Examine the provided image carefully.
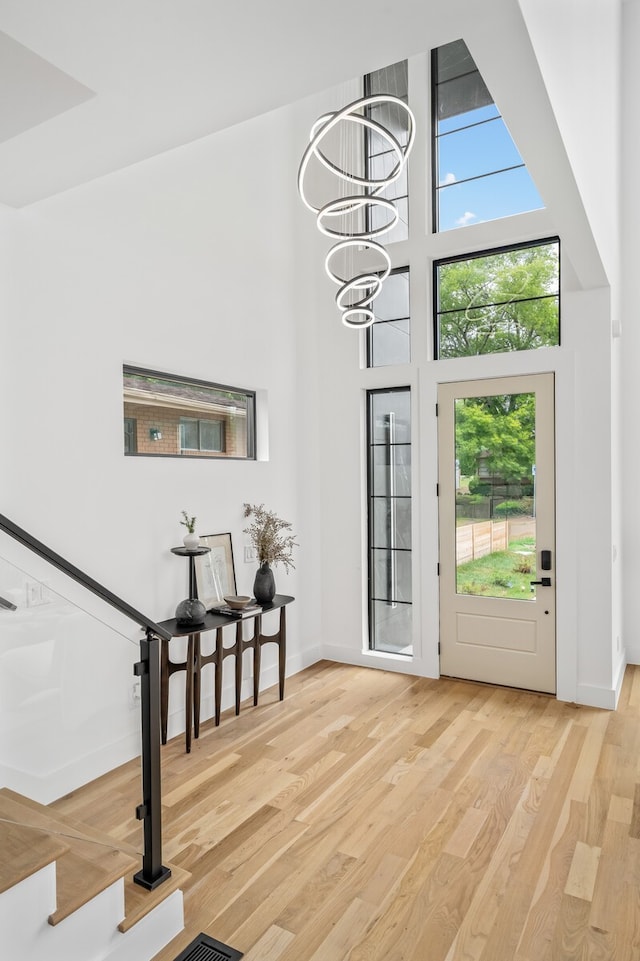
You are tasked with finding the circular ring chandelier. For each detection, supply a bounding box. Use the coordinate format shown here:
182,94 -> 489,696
298,94 -> 415,329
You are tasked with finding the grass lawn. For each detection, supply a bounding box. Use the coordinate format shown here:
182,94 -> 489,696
456,536 -> 537,599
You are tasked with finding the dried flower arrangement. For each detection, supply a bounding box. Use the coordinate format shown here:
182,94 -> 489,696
243,503 -> 298,571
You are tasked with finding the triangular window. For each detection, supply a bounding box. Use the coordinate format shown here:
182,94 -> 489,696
433,39 -> 544,231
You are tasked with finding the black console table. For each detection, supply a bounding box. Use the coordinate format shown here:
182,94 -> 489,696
158,594 -> 294,753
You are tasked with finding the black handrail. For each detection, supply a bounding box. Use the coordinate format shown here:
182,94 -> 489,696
0,513 -> 171,641
0,512 -> 171,890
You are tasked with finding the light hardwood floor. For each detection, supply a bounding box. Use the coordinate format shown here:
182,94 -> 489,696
52,660 -> 640,961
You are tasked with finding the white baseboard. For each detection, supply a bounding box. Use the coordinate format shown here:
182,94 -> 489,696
625,643 -> 640,666
574,682 -> 618,710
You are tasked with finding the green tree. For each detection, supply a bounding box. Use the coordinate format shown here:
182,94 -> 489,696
456,393 -> 535,483
437,242 -> 559,358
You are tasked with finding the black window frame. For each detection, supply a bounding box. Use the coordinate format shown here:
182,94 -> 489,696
366,386 -> 412,656
431,39 -> 542,234
432,237 -> 561,360
123,365 -> 256,461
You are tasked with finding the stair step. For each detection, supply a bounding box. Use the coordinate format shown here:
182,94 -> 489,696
0,787 -> 189,934
0,819 -> 69,894
0,787 -> 137,924
120,865 -> 191,933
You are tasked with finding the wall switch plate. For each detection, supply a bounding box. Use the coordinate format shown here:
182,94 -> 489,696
244,546 -> 256,563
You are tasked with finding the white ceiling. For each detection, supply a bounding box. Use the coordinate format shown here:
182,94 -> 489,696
0,0 -> 478,208
0,0 -> 459,207
0,0 -> 612,291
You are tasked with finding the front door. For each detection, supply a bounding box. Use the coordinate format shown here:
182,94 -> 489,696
438,373 -> 556,693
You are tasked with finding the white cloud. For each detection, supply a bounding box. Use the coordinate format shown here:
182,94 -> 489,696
455,210 -> 477,227
440,172 -> 456,186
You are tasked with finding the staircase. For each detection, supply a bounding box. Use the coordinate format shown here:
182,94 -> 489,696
0,787 -> 187,961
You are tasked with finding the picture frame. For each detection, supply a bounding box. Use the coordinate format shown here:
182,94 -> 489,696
194,533 -> 237,610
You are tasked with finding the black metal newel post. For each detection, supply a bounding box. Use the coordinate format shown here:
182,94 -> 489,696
133,629 -> 171,889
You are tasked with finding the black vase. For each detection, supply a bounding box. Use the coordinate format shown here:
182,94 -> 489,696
175,597 -> 206,626
253,562 -> 275,604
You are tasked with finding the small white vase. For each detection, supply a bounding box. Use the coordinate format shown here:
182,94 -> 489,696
183,532 -> 200,549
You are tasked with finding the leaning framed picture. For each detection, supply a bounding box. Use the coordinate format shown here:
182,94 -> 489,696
194,533 -> 237,610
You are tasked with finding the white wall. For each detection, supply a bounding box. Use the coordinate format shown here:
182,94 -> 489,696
296,46 -> 619,707
621,0 -> 640,664
518,0 -> 622,291
1,4 -> 628,802
2,104 -> 323,798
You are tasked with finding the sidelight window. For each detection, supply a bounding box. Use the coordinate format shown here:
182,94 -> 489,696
367,388 -> 412,655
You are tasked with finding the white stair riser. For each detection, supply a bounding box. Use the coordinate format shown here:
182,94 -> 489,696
0,860 -> 184,961
0,863 -> 57,957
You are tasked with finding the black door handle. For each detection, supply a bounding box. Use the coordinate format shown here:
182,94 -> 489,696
530,577 -> 552,587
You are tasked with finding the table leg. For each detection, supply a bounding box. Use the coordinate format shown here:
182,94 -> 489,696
193,632 -> 201,740
235,621 -> 243,715
279,607 -> 286,701
253,614 -> 262,706
185,633 -> 194,753
214,627 -> 223,726
160,639 -> 169,745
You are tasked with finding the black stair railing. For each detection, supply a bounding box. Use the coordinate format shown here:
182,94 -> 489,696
0,512 -> 172,891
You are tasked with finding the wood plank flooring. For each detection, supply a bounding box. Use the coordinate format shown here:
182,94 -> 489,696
52,661 -> 640,961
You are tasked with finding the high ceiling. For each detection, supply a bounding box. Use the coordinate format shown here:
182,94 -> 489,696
0,0 -> 613,290
0,0 -> 477,208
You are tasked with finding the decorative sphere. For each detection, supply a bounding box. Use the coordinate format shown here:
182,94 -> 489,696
175,597 -> 206,626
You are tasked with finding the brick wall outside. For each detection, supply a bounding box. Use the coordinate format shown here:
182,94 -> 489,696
123,402 -> 247,457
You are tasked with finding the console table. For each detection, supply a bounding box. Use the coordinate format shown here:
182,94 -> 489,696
158,594 -> 294,753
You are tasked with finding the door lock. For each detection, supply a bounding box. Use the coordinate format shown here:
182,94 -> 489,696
530,577 -> 552,587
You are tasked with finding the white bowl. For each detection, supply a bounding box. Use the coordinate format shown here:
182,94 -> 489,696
224,595 -> 252,609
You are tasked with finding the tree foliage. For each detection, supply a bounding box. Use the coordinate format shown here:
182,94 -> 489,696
456,393 -> 535,483
437,242 -> 559,358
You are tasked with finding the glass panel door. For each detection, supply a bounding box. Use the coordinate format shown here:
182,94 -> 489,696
454,391 -> 537,599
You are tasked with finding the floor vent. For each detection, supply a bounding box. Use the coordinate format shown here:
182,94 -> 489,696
172,933 -> 243,961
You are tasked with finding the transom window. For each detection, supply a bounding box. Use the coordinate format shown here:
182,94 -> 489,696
434,238 -> 560,359
432,38 -> 544,232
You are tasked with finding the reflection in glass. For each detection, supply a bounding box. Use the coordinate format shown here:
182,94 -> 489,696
123,366 -> 255,459
367,388 -> 412,655
0,553 -> 139,798
368,267 -> 410,368
365,60 -> 409,244
454,392 -> 537,599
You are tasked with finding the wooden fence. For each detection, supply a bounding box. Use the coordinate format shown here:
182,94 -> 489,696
456,518 -> 536,566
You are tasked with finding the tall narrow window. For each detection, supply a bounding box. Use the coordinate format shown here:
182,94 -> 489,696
432,39 -> 543,232
434,238 -> 560,358
367,388 -> 412,655
367,267 -> 410,367
365,60 -> 409,244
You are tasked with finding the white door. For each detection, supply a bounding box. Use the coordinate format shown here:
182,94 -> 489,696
438,373 -> 556,693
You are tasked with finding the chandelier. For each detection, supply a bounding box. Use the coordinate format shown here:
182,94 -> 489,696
298,94 -> 415,329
